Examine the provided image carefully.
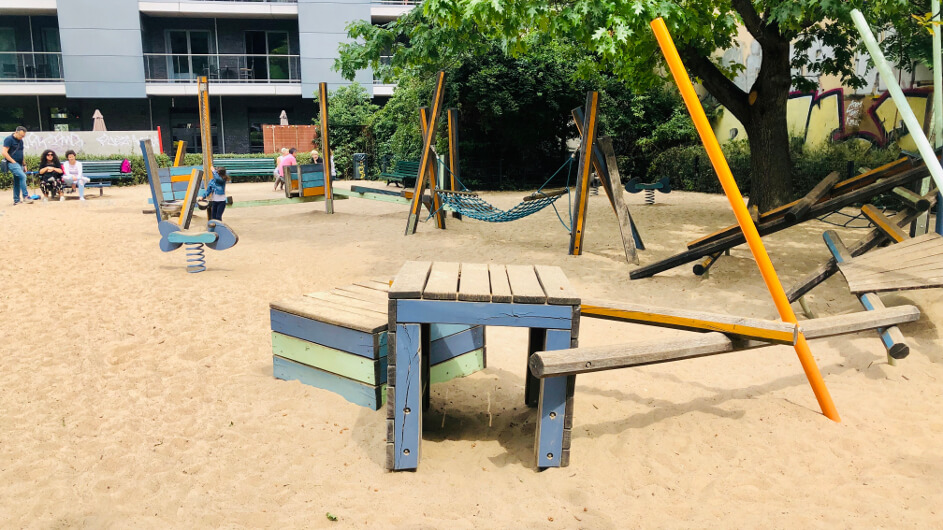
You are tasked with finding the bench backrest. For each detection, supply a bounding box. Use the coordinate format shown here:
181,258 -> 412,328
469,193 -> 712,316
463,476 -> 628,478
80,160 -> 127,175
214,158 -> 275,173
394,161 -> 421,175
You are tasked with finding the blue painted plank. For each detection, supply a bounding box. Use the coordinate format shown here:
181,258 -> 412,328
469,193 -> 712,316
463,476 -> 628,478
171,181 -> 190,192
160,182 -> 173,194
301,173 -> 324,184
270,309 -> 379,359
429,323 -> 473,341
536,329 -> 571,468
395,300 -> 571,328
273,356 -> 383,410
393,323 -> 421,470
429,325 -> 484,365
170,165 -> 201,176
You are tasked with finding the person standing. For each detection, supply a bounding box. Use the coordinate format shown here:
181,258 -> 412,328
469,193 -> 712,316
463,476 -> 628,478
3,126 -> 32,205
274,147 -> 288,191
62,150 -> 89,201
204,167 -> 230,221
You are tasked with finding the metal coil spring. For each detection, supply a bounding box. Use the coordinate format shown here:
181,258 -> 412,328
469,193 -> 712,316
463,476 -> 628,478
186,242 -> 206,274
645,189 -> 655,205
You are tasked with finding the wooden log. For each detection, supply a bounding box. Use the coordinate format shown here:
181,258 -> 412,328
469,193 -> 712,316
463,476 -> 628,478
530,332 -> 733,378
891,186 -> 932,211
785,171 -> 842,223
405,71 -> 446,235
693,252 -> 723,276
631,164 -> 930,279
523,188 -> 568,201
686,157 -> 913,250
860,204 -> 910,243
581,298 -> 797,344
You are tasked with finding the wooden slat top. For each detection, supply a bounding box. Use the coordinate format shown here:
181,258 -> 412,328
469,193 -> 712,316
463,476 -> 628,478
388,261 -> 580,305
270,295 -> 387,333
839,233 -> 943,293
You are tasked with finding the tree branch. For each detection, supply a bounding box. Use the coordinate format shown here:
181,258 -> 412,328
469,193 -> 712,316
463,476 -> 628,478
731,0 -> 765,41
679,46 -> 750,123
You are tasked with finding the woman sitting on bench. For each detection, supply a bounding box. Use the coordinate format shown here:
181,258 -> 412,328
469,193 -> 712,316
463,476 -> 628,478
37,149 -> 64,201
61,150 -> 90,201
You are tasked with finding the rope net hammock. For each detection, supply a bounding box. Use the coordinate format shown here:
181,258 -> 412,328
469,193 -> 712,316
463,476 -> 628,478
436,189 -> 565,223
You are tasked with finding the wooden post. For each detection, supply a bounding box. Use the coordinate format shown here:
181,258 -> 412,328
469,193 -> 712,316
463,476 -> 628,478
197,76 -> 213,190
419,107 -> 446,230
173,140 -> 187,167
447,108 -> 462,220
569,92 -> 599,255
405,71 -> 446,235
318,82 -> 334,214
141,139 -> 166,224
652,18 -> 840,421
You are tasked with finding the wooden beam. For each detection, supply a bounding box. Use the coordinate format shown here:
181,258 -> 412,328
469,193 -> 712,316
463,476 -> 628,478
860,204 -> 910,243
824,230 -> 910,360
686,157 -> 913,250
198,76 -> 213,190
891,186 -> 932,211
318,82 -> 335,214
447,108 -> 462,220
631,164 -> 931,279
785,171 -> 841,223
569,91 -> 599,256
419,107 -> 445,230
405,71 -> 446,235
598,137 -> 641,264
173,140 -> 186,167
693,252 -> 723,276
581,298 -> 797,344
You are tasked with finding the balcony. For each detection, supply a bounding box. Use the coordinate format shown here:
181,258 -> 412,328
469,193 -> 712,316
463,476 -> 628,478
371,0 -> 420,22
0,52 -> 65,95
144,53 -> 301,95
139,0 -> 298,19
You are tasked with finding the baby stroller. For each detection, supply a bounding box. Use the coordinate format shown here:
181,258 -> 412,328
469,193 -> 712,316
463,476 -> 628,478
38,173 -> 63,199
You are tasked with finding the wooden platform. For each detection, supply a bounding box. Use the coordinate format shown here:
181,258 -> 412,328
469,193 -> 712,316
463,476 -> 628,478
838,233 -> 943,294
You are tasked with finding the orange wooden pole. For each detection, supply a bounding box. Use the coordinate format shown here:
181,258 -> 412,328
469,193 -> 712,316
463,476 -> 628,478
650,18 -> 839,422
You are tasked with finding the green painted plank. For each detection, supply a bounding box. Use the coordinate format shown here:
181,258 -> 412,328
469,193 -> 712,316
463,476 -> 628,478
429,348 -> 485,384
272,332 -> 385,385
230,195 -> 347,208
333,188 -> 411,205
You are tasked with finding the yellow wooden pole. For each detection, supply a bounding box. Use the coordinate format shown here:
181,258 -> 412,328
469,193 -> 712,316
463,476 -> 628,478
650,18 -> 839,422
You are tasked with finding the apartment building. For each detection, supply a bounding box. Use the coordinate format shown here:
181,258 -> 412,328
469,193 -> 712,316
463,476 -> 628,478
0,0 -> 409,153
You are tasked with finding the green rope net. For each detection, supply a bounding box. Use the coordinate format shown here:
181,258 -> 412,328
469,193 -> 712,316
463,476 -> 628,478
436,191 -> 566,223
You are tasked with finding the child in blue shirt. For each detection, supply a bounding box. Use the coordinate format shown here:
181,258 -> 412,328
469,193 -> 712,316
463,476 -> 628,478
204,167 -> 229,221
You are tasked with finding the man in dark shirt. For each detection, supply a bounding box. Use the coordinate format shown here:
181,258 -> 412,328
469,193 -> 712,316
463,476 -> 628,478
3,126 -> 32,204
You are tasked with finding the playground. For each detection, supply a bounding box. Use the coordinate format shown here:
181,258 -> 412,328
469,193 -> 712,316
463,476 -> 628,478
0,179 -> 940,526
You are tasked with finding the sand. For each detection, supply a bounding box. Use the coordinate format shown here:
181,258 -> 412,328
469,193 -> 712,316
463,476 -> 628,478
0,181 -> 940,528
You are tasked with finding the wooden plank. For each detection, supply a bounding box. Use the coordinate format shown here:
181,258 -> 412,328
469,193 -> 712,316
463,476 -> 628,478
525,328 -> 545,408
318,82 -> 334,214
429,323 -> 474,341
797,305 -> 920,339
530,332 -> 733,378
270,297 -> 387,334
273,356 -> 383,410
305,291 -> 386,314
332,187 -> 411,206
429,349 -> 485,383
457,262 -> 491,302
597,136 -> 641,264
333,285 -> 389,304
631,164 -> 930,279
271,332 -> 386,385
141,139 -> 165,223
422,262 -> 460,300
488,264 -> 513,303
176,169 -> 203,230
229,196 -> 331,208
847,274 -> 943,294
389,261 -> 431,299
405,72 -> 445,235
301,186 -> 325,198
270,308 -> 380,358
569,91 -> 599,256
395,299 -> 571,328
534,265 -> 580,305
429,325 -> 484,365
535,330 -> 572,468
860,204 -> 910,243
581,298 -> 797,345
419,107 -> 446,230
785,171 -> 841,223
392,323 -> 422,470
847,232 -> 939,259
506,265 -> 547,304
841,248 -> 943,278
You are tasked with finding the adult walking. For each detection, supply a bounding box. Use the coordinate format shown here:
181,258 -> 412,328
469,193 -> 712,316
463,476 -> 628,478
3,126 -> 32,205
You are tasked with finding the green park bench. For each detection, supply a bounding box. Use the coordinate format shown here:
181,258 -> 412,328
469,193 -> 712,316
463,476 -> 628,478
78,160 -> 134,196
213,158 -> 276,178
380,160 -> 420,188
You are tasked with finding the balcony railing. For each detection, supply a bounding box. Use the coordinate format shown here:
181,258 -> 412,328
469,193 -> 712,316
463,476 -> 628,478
0,52 -> 63,82
372,0 -> 422,4
201,1 -> 297,2
144,53 -> 300,83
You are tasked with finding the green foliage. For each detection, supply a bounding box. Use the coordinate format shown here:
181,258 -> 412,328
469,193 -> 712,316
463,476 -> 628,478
314,83 -> 379,179
649,138 -> 902,197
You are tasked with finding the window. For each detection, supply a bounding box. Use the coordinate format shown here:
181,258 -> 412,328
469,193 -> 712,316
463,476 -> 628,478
244,31 -> 289,80
49,107 -> 81,131
0,28 -> 16,79
166,30 -> 214,80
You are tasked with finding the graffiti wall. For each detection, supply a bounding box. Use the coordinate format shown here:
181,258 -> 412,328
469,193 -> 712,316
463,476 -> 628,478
20,131 -> 159,157
713,88 -> 933,150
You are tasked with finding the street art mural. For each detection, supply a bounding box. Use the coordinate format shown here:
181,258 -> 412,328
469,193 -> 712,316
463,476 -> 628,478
713,88 -> 933,150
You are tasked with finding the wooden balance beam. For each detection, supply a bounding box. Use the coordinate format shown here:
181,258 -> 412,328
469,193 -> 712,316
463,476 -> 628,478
630,163 -> 931,279
530,305 -> 919,377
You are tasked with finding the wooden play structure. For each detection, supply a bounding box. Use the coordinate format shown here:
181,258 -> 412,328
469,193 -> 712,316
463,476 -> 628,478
270,280 -> 486,410
398,72 -> 645,264
141,139 -> 204,228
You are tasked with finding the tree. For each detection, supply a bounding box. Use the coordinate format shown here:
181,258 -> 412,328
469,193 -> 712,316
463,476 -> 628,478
337,1 -> 921,210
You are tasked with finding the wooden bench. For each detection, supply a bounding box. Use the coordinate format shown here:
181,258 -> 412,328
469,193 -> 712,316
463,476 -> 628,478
528,301 -> 921,464
270,279 -> 486,410
213,158 -> 275,178
380,160 -> 420,188
76,160 -> 133,196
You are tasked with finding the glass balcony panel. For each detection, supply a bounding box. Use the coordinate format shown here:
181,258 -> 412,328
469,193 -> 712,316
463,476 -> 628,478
144,54 -> 300,83
0,52 -> 63,81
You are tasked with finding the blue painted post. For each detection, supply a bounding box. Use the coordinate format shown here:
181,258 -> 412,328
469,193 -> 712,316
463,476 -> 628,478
393,323 -> 422,470
535,329 -> 573,469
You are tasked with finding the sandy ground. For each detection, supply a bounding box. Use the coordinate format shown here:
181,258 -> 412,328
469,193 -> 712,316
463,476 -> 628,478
0,181 -> 941,528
